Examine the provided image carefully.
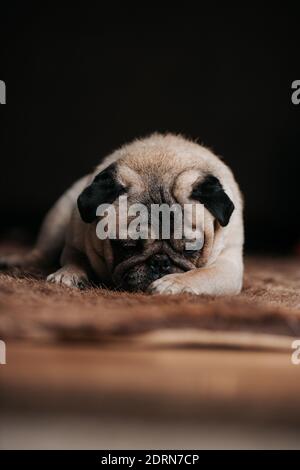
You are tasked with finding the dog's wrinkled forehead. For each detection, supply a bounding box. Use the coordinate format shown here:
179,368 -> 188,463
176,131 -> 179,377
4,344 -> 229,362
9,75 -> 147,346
173,169 -> 204,203
117,161 -> 175,204
77,158 -> 234,227
117,164 -> 145,194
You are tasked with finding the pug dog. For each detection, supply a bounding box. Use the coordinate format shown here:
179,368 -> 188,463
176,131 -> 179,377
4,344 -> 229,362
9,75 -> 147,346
0,134 -> 244,295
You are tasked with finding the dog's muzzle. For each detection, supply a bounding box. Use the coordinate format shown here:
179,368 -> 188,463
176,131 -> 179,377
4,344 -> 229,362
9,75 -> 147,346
113,245 -> 195,292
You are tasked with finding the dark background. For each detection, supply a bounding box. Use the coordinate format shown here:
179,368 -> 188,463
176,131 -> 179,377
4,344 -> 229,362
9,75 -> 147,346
0,4 -> 299,253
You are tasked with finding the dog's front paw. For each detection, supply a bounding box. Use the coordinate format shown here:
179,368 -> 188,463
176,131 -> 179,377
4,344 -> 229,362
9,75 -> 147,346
148,273 -> 199,295
47,268 -> 89,289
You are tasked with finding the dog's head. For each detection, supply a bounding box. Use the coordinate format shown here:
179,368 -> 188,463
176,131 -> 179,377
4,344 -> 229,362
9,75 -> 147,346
77,147 -> 234,292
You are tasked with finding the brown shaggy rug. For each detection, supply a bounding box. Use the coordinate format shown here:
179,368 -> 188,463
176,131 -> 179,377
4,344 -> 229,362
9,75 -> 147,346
0,247 -> 300,349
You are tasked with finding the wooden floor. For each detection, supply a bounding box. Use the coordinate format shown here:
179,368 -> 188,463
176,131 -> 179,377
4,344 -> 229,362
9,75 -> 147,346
1,341 -> 300,449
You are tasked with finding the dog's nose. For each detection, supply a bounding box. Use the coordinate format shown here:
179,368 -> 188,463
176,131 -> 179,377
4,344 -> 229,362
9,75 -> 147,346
149,254 -> 172,274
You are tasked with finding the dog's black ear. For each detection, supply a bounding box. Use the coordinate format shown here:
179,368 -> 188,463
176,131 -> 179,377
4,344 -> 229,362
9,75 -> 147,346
191,174 -> 234,226
77,163 -> 125,223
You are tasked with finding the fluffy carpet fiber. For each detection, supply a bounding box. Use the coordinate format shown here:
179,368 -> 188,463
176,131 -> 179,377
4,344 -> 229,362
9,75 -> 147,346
0,252 -> 299,349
